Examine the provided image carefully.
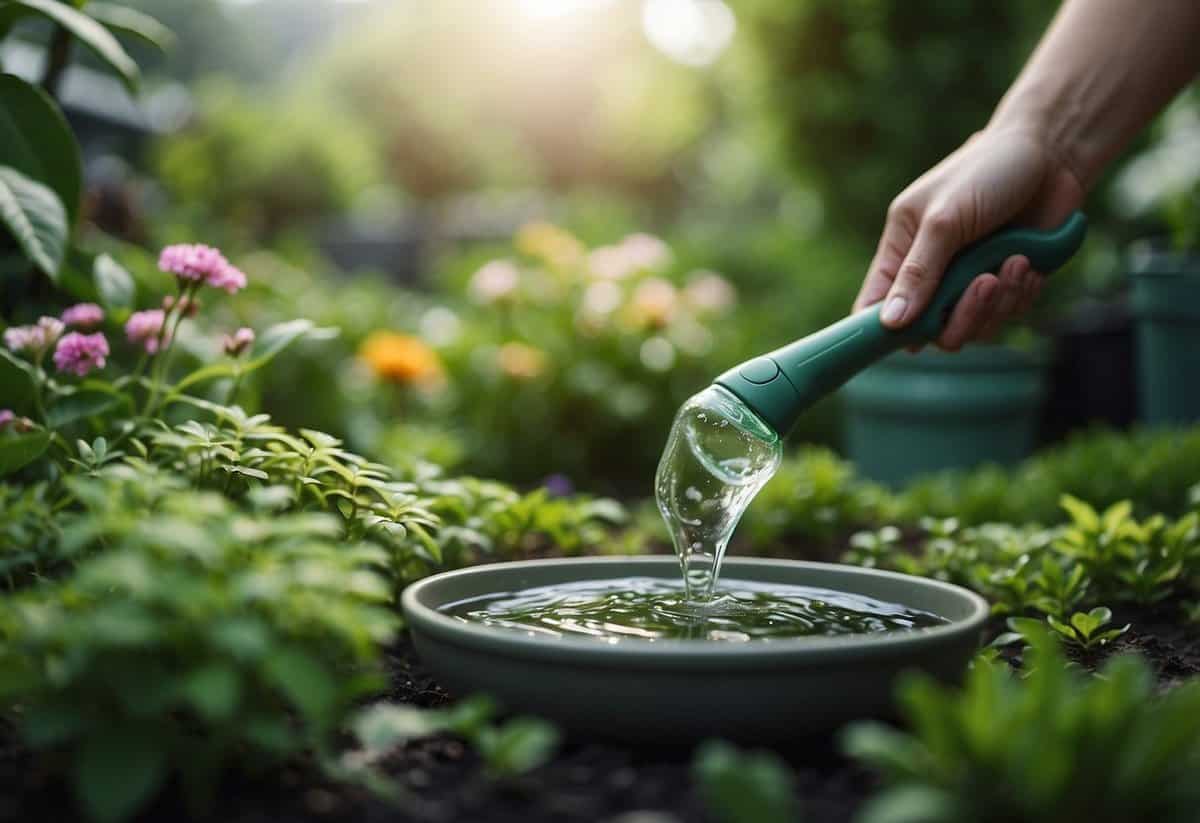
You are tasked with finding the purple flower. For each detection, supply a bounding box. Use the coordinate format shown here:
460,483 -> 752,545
0,409 -> 13,430
53,332 -> 109,377
544,473 -> 574,498
158,244 -> 247,294
222,327 -> 255,357
61,303 -> 105,329
125,309 -> 170,354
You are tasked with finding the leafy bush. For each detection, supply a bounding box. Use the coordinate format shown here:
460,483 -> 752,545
0,467 -> 397,822
154,80 -> 383,243
844,496 -> 1200,623
730,0 -> 1053,238
844,631 -> 1200,823
737,426 -> 1200,554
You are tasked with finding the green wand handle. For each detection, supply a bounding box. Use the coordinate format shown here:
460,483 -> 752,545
715,211 -> 1088,436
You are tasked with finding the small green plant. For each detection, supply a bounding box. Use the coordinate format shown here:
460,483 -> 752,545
843,630 -> 1200,823
345,696 -> 559,785
998,607 -> 1130,651
692,740 -> 800,823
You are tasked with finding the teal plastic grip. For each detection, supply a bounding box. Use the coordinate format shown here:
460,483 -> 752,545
715,211 -> 1088,436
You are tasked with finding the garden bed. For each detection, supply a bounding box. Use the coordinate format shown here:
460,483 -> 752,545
5,585 -> 1200,823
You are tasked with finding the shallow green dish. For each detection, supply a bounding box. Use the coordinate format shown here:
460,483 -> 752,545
402,556 -> 988,743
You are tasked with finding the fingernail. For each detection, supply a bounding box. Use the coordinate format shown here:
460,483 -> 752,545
881,296 -> 908,325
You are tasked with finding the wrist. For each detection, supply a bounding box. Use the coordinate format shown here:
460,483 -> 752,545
988,83 -> 1092,192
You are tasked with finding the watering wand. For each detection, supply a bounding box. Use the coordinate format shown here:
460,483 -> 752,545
713,211 -> 1089,437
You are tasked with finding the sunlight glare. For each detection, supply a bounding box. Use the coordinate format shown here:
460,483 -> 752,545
641,0 -> 735,67
516,0 -> 616,20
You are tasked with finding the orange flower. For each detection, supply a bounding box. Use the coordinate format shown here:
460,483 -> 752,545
359,332 -> 443,384
497,342 -> 547,380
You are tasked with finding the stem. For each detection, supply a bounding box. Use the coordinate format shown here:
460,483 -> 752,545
142,283 -> 194,417
40,25 -> 73,99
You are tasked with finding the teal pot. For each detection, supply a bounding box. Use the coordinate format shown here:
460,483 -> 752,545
842,345 -> 1047,487
1130,250 -> 1200,425
402,556 -> 987,744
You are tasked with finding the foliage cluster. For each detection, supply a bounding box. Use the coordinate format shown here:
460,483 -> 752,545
843,496 -> 1200,653
730,0 -> 1054,239
739,426 -> 1200,552
845,630 -> 1200,823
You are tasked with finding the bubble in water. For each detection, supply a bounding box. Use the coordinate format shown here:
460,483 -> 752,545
655,385 -> 782,601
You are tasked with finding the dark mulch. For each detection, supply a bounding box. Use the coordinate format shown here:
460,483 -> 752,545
4,602 -> 1199,823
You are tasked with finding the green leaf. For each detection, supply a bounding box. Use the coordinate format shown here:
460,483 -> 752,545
0,166 -> 68,278
856,785 -> 960,823
93,253 -> 135,312
1059,494 -> 1100,531
262,647 -> 338,728
475,717 -> 560,778
0,348 -> 37,415
693,740 -> 798,823
0,74 -> 81,222
10,0 -> 140,93
0,430 -> 50,476
84,3 -> 174,51
350,703 -> 442,760
74,727 -> 167,823
182,664 -> 241,722
46,389 -> 124,429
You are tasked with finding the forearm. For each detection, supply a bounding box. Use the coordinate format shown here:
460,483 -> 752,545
990,0 -> 1200,191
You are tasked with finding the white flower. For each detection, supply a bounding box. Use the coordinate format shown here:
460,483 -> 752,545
469,260 -> 521,303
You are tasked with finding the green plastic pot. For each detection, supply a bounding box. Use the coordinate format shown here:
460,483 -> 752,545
842,345 -> 1047,487
402,556 -> 987,743
1131,250 -> 1200,425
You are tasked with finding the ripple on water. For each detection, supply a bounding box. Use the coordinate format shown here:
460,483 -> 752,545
443,576 -> 947,642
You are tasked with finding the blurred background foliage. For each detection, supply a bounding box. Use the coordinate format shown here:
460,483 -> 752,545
10,0 -> 1195,493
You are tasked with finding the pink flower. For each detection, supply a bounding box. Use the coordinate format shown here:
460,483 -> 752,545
4,317 -> 64,355
158,244 -> 247,294
125,309 -> 170,354
61,303 -> 105,329
0,409 -> 13,430
222,327 -> 255,357
3,327 -> 32,352
53,332 -> 109,377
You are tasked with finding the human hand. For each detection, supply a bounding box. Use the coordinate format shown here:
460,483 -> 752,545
853,126 -> 1085,350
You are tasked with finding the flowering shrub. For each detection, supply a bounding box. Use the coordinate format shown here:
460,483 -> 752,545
0,233 -> 629,819
354,223 -> 741,489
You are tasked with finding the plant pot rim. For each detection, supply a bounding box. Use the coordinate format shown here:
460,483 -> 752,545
402,556 -> 988,668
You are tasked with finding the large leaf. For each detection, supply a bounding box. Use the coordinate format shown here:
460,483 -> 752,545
0,166 -> 68,278
0,348 -> 37,415
73,727 -> 167,823
93,252 -> 135,311
84,3 -> 174,51
0,74 -> 81,222
10,0 -> 139,93
0,430 -> 50,476
46,389 -> 125,429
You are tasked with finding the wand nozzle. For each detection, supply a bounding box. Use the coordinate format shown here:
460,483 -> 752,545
715,211 -> 1088,437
